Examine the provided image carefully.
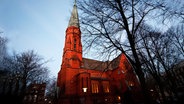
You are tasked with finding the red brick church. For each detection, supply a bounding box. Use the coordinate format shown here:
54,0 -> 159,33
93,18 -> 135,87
57,2 -> 142,104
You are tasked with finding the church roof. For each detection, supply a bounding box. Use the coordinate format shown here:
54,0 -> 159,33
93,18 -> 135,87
82,55 -> 121,71
68,2 -> 79,28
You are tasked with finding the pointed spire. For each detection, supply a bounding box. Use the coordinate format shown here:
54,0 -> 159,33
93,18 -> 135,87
68,0 -> 79,28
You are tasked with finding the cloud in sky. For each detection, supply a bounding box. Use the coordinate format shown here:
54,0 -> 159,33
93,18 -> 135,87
0,0 -> 74,77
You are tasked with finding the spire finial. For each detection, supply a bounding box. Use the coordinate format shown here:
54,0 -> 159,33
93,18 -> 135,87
68,0 -> 79,27
74,0 -> 77,6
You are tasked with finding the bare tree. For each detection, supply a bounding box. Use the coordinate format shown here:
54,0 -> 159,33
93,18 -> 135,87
45,77 -> 58,104
134,21 -> 184,104
0,35 -> 52,103
77,0 -> 171,103
136,28 -> 165,102
166,24 -> 184,58
13,50 -> 50,95
160,0 -> 184,23
0,35 -> 8,69
0,35 -> 11,96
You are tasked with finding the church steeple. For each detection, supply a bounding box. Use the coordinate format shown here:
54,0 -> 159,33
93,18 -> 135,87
68,0 -> 79,28
61,0 -> 82,68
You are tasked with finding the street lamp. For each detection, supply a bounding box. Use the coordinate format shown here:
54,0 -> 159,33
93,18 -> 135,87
82,87 -> 88,93
82,87 -> 87,104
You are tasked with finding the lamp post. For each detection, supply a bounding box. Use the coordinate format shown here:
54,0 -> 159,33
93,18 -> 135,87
82,87 -> 87,104
128,81 -> 134,90
82,87 -> 87,93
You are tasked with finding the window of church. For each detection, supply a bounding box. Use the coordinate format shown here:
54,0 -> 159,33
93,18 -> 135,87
102,81 -> 110,93
91,81 -> 99,93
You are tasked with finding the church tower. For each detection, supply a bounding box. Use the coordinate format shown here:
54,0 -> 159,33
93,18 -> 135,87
62,1 -> 82,69
57,0 -> 82,96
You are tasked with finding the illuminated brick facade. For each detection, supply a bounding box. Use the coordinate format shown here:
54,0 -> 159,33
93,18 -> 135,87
57,2 -> 142,104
